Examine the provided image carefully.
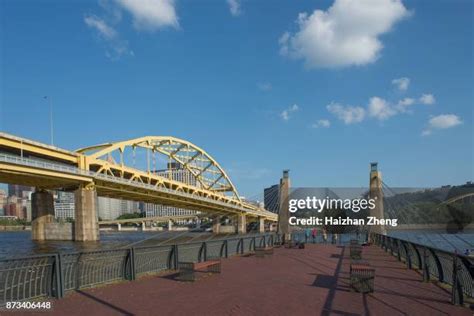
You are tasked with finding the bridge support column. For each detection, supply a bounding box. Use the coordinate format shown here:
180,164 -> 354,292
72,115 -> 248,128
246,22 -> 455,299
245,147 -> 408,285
74,187 -> 99,241
212,216 -> 221,234
168,219 -> 173,231
237,214 -> 246,234
117,223 -> 121,231
258,217 -> 265,233
278,170 -> 291,242
31,190 -> 55,241
141,222 -> 146,231
369,163 -> 386,238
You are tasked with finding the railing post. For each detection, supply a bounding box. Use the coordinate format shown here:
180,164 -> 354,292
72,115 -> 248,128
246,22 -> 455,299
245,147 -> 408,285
225,240 -> 228,258
52,254 -> 64,299
402,242 -> 412,269
125,248 -> 136,281
240,238 -> 244,254
397,240 -> 401,261
451,256 -> 463,305
422,248 -> 430,282
252,236 -> 256,251
429,249 -> 444,282
173,244 -> 179,269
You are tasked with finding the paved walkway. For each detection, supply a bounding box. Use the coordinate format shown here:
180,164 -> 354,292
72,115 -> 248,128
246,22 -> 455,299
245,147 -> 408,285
17,244 -> 473,316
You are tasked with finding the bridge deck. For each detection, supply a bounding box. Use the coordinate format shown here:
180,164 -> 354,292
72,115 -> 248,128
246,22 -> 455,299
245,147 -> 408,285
21,244 -> 472,316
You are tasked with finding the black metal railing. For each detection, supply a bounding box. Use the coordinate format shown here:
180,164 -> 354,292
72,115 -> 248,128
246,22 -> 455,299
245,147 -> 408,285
0,233 -> 276,306
371,233 -> 474,305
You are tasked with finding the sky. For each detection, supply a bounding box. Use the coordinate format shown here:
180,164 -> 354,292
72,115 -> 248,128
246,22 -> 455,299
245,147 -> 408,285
0,0 -> 472,198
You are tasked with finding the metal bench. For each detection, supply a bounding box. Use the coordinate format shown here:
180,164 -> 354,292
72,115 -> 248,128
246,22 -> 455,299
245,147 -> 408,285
350,263 -> 375,293
255,246 -> 274,258
177,259 -> 221,282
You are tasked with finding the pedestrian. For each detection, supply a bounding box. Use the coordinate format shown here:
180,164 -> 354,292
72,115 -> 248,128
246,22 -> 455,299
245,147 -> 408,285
311,228 -> 317,243
305,228 -> 311,243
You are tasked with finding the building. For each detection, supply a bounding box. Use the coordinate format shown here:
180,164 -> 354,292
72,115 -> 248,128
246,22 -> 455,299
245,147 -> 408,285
54,191 -> 75,220
97,197 -> 140,220
264,184 -> 280,213
141,203 -> 197,224
8,184 -> 33,198
0,189 -> 7,216
5,195 -> 25,219
143,162 -> 199,224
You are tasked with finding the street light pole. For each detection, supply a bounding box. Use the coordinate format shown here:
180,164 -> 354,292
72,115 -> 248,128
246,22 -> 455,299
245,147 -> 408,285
44,96 -> 54,146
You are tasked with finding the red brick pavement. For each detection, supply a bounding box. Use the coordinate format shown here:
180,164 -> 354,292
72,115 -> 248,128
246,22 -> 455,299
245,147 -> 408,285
12,244 -> 473,316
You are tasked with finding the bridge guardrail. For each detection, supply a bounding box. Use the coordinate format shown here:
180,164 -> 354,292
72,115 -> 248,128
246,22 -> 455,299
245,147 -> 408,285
371,233 -> 474,305
0,233 -> 277,306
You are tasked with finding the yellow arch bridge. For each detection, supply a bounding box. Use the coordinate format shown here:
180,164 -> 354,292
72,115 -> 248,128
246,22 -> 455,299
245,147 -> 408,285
0,133 -> 277,241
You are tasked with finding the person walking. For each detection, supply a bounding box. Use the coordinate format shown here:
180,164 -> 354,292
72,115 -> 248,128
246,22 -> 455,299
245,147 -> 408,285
311,228 -> 317,243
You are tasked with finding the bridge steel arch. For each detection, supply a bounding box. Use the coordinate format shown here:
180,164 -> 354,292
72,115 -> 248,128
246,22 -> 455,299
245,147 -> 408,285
77,136 -> 242,203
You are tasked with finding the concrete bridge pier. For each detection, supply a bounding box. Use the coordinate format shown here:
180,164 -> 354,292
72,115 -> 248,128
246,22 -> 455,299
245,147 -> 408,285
258,217 -> 265,233
237,214 -> 246,234
278,170 -> 291,242
74,186 -> 99,241
212,216 -> 221,234
117,223 -> 122,231
369,162 -> 387,237
168,219 -> 173,231
141,222 -> 146,231
31,190 -> 55,241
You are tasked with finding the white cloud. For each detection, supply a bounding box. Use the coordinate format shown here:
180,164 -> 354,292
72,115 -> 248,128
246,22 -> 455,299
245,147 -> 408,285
280,104 -> 299,121
395,97 -> 415,112
257,82 -> 272,92
419,93 -> 435,105
227,0 -> 241,16
115,0 -> 178,31
326,102 -> 365,124
392,77 -> 410,91
397,97 -> 415,107
428,114 -> 462,129
84,14 -> 131,59
422,114 -> 462,136
368,96 -> 397,120
279,0 -> 410,68
84,15 -> 117,40
311,119 -> 331,128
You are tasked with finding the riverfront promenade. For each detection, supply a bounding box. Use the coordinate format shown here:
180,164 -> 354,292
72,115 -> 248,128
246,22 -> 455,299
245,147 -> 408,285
16,244 -> 472,316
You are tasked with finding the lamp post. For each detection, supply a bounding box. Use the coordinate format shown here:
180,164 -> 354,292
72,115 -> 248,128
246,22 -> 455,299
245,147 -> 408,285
43,96 -> 54,146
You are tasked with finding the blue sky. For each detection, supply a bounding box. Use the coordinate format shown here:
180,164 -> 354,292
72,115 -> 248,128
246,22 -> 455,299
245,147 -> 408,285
0,0 -> 472,197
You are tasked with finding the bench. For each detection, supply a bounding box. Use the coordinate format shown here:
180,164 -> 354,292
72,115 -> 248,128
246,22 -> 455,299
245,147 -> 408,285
255,246 -> 274,258
350,263 -> 375,293
177,259 -> 221,282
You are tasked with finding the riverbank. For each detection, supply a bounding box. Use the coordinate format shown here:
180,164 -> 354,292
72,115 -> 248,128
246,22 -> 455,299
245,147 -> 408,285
0,225 -> 31,231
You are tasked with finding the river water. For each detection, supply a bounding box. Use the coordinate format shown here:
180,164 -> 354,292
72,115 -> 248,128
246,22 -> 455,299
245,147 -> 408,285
0,229 -> 473,259
0,230 -> 214,259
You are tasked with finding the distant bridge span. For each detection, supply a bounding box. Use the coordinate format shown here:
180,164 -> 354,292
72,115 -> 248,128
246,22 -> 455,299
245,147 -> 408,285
0,133 -> 277,240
